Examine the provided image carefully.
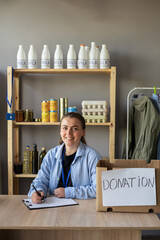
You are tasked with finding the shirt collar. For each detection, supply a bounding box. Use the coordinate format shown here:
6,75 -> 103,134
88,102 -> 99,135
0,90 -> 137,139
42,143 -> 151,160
55,141 -> 86,161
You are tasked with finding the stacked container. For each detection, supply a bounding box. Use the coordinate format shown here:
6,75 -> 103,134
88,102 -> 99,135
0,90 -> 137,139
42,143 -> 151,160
41,100 -> 50,122
82,100 -> 108,123
50,99 -> 58,122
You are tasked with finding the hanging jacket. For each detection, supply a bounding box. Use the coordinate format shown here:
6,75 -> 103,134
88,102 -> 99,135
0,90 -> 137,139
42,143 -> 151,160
122,96 -> 160,163
151,93 -> 160,159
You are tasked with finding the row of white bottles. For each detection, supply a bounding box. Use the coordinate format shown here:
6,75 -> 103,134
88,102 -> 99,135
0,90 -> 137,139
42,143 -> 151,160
17,43 -> 110,69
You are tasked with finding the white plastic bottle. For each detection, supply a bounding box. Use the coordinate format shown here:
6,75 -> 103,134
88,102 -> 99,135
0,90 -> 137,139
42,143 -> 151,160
28,45 -> 37,69
67,44 -> 76,69
77,44 -> 87,69
54,45 -> 63,69
96,46 -> 100,69
17,45 -> 26,69
100,44 -> 110,69
89,42 -> 98,69
41,45 -> 50,69
85,46 -> 89,68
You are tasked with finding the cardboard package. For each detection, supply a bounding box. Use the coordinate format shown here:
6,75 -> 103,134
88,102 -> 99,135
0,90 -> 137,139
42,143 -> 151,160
96,159 -> 160,212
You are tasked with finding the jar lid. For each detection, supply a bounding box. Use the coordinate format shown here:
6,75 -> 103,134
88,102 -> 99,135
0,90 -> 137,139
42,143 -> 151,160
15,110 -> 23,113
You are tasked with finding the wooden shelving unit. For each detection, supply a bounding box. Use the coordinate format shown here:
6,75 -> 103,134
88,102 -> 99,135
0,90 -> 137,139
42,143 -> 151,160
7,66 -> 116,194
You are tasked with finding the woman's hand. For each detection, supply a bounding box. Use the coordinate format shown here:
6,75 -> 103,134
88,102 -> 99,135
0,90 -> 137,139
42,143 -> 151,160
54,187 -> 65,198
31,191 -> 45,204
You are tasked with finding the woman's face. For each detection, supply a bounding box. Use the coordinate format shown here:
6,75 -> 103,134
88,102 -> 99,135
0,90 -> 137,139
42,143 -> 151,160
60,117 -> 85,149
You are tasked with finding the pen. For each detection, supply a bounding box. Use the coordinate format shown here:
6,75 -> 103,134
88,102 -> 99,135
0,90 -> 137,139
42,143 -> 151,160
32,184 -> 45,201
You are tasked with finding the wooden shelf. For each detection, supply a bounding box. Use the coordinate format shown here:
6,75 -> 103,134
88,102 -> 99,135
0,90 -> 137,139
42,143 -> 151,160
14,121 -> 60,126
14,68 -> 111,74
7,66 -> 116,195
14,121 -> 112,126
14,174 -> 37,178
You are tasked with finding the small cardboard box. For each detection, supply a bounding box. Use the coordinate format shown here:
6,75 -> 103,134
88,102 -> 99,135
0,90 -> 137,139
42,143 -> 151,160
96,159 -> 160,213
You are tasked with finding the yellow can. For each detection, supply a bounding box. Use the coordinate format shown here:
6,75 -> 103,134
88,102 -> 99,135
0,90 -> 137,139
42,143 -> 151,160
50,99 -> 57,111
41,100 -> 49,112
42,111 -> 50,122
50,111 -> 58,122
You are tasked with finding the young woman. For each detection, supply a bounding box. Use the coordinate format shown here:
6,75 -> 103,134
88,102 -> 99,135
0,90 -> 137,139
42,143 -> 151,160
28,112 -> 102,203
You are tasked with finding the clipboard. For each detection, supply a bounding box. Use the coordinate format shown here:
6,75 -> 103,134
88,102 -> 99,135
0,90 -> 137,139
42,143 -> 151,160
23,196 -> 78,210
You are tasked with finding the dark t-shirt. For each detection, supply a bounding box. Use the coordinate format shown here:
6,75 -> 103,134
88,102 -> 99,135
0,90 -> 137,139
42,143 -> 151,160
58,151 -> 76,188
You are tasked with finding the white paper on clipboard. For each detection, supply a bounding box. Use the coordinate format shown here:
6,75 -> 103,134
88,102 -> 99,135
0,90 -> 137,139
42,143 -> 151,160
23,196 -> 78,210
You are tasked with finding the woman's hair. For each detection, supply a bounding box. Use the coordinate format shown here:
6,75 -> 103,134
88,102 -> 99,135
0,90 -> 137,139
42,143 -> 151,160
59,112 -> 86,145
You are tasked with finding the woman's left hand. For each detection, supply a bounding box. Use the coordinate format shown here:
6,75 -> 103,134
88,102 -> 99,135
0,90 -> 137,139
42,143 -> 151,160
54,187 -> 65,198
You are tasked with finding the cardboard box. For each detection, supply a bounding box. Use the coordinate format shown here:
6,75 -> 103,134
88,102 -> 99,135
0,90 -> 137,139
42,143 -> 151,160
96,159 -> 160,213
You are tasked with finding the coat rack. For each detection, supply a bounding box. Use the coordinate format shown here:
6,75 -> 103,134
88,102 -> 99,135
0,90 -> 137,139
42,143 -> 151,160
126,87 -> 160,159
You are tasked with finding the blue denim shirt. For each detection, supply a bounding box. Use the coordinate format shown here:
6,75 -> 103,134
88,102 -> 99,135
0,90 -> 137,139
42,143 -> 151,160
28,141 -> 102,199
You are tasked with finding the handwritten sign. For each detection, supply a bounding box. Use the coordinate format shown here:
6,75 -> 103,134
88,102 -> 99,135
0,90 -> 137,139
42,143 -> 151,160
102,168 -> 156,206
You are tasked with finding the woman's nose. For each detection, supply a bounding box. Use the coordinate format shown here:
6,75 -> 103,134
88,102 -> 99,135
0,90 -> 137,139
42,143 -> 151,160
67,128 -> 72,135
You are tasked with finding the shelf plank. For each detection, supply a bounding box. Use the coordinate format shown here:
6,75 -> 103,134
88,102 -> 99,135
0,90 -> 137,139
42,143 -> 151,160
13,121 -> 111,126
87,122 -> 111,126
13,68 -> 111,74
14,121 -> 60,126
14,174 -> 37,178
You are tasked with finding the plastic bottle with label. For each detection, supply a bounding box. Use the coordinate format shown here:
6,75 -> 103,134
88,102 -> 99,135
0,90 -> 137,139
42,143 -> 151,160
67,44 -> 76,69
77,44 -> 87,69
54,45 -> 63,69
23,146 -> 32,174
17,45 -> 26,69
41,45 -> 50,69
89,42 -> 98,69
39,147 -> 47,169
96,46 -> 100,69
28,45 -> 37,69
32,144 -> 38,174
100,44 -> 110,69
85,46 -> 89,68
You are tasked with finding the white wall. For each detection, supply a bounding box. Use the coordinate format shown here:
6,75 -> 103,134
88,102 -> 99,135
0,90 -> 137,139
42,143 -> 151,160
0,0 -> 160,196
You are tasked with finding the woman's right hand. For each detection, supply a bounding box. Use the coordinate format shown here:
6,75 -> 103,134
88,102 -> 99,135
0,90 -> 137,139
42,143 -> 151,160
31,191 -> 45,204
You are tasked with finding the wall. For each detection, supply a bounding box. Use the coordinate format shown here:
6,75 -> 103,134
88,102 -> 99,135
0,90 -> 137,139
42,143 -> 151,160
0,0 -> 160,196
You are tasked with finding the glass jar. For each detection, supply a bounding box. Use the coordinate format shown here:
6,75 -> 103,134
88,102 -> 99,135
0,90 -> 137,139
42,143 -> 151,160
14,162 -> 23,174
24,109 -> 30,122
15,110 -> 24,122
29,109 -> 34,121
24,109 -> 34,122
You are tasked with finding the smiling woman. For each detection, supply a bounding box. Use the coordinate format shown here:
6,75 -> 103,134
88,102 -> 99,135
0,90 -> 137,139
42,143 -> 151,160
28,112 -> 102,203
59,112 -> 86,151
